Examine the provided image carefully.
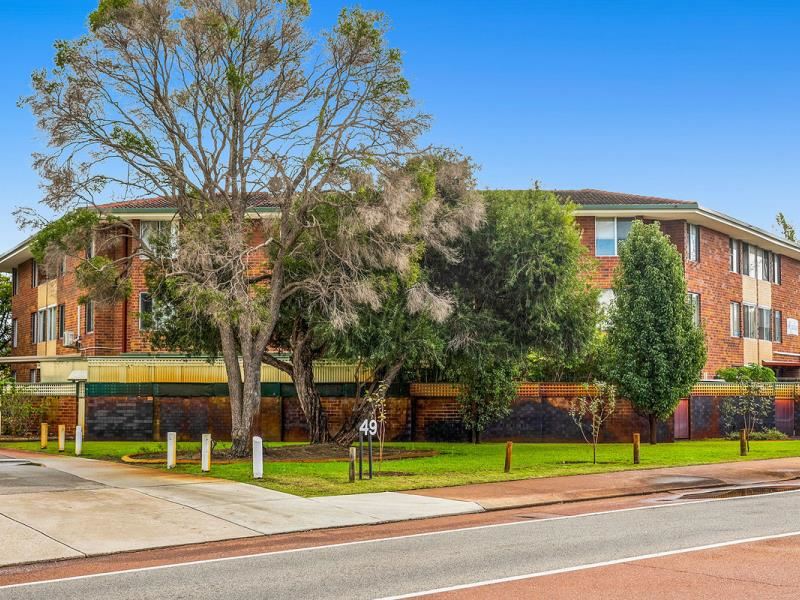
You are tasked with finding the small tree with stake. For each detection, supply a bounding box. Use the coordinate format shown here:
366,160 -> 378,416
569,381 -> 617,464
717,364 -> 776,451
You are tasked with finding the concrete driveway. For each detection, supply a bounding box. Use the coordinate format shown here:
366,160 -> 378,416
0,450 -> 480,568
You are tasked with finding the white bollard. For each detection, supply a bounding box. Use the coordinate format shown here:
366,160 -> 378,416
58,425 -> 66,452
75,426 -> 83,456
201,434 -> 211,472
252,436 -> 263,479
167,432 -> 177,469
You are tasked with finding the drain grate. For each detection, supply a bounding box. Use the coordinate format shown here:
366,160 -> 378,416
680,486 -> 799,500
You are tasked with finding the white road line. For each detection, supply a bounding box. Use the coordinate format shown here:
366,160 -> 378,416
2,487 -> 799,590
377,529 -> 800,599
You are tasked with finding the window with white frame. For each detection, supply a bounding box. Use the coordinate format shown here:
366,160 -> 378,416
758,307 -> 773,341
36,308 -> 46,343
595,217 -> 633,257
687,292 -> 701,327
774,310 -> 783,343
139,220 -> 177,257
687,224 -> 700,262
11,318 -> 17,348
46,305 -> 57,341
729,239 -> 739,273
743,303 -> 757,339
730,302 -> 741,338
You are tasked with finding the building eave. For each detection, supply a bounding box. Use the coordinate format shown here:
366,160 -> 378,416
574,204 -> 800,261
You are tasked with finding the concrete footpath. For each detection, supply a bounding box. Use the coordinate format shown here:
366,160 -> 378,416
0,450 -> 480,568
409,456 -> 800,509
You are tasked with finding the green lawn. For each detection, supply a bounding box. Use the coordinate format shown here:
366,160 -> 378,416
3,439 -> 800,497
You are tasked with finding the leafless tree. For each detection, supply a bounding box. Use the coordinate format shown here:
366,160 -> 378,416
21,0 -> 483,455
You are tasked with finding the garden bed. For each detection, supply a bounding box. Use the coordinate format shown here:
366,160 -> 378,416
123,443 -> 437,464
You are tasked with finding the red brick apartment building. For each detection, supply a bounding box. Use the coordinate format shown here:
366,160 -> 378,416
2,189 -> 800,383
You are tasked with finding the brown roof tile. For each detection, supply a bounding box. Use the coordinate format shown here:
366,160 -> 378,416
97,193 -> 280,211
554,189 -> 695,206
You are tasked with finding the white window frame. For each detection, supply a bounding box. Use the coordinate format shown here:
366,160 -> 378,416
46,305 -> 57,341
758,307 -> 773,341
730,302 -> 741,338
595,217 -> 633,257
11,318 -> 18,348
743,303 -> 757,339
774,309 -> 783,343
687,224 -> 700,262
729,239 -> 740,273
139,220 -> 178,258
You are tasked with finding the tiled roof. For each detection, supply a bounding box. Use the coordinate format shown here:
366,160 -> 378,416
97,193 -> 280,211
553,189 -> 695,207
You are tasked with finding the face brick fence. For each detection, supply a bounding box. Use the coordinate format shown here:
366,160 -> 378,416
2,381 -> 797,442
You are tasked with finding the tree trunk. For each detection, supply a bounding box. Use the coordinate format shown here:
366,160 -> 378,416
648,414 -> 658,445
291,329 -> 329,444
331,361 -> 404,447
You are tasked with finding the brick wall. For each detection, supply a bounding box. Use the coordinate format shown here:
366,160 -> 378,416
683,225 -> 744,376
772,253 -> 800,356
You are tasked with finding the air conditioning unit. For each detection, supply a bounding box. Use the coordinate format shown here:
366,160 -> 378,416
63,331 -> 76,348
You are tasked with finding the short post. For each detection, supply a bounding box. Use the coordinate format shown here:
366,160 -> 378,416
504,441 -> 513,473
40,423 -> 48,449
58,425 -> 66,452
166,431 -> 177,469
349,447 -> 356,483
740,429 -> 748,456
201,433 -> 212,472
252,436 -> 263,479
633,433 -> 640,464
75,425 -> 83,456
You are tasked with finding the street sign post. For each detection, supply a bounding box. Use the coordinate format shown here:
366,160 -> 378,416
358,417 -> 378,480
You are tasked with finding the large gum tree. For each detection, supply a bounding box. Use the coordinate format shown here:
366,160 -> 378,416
22,0 -> 481,455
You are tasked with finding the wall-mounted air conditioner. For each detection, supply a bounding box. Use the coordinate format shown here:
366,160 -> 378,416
63,331 -> 77,348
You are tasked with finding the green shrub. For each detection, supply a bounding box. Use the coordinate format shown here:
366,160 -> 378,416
725,428 -> 788,441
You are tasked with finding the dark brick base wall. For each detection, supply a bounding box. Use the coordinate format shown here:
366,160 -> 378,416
81,392 -> 797,443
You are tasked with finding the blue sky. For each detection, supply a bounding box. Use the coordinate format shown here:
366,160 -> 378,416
1,0 -> 798,246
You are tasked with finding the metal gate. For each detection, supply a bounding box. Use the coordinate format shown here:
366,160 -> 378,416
674,398 -> 690,439
775,399 -> 794,437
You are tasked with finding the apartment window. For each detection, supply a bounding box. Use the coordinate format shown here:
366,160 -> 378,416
46,306 -> 57,341
743,304 -> 757,339
774,310 -> 783,343
730,302 -> 741,338
140,220 -> 177,257
36,308 -> 47,343
595,217 -> 633,257
758,307 -> 773,341
31,260 -> 38,287
729,239 -> 739,273
58,255 -> 67,278
30,312 -> 37,344
11,319 -> 18,349
747,244 -> 757,278
58,304 -> 66,339
30,369 -> 40,383
687,224 -> 700,262
11,268 -> 18,295
687,293 -> 701,327
85,300 -> 94,334
773,254 -> 782,285
139,292 -> 154,330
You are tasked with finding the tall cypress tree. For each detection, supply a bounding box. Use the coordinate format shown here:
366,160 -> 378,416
606,221 -> 706,444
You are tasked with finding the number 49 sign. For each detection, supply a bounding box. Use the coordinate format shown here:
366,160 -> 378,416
357,418 -> 377,480
359,419 -> 378,436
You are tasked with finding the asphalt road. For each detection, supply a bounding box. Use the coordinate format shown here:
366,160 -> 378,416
3,489 -> 800,599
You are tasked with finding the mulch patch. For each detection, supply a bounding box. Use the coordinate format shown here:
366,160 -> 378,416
124,443 -> 437,464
